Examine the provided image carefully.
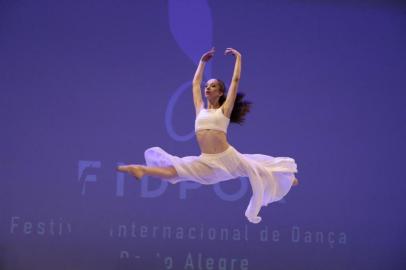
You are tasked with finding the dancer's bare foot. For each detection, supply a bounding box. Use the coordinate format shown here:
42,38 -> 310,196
117,165 -> 145,180
292,177 -> 299,186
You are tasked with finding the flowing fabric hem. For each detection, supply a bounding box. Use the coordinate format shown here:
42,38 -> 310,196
144,146 -> 299,224
239,152 -> 297,223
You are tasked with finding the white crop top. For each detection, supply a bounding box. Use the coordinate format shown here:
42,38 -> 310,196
195,106 -> 230,133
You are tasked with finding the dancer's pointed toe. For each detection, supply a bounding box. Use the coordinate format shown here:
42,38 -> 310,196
117,165 -> 145,180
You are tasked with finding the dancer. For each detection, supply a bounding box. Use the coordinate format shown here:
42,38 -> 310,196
118,47 -> 298,224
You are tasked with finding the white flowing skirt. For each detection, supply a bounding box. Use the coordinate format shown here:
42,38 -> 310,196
144,145 -> 298,224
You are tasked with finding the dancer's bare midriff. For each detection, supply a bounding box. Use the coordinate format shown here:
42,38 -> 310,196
195,129 -> 230,154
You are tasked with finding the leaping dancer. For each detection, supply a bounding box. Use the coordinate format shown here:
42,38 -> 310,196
118,47 -> 299,223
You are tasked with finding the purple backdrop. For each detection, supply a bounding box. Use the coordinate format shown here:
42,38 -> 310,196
1,0 -> 405,269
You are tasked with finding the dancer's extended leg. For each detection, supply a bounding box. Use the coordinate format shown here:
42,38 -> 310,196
117,165 -> 178,180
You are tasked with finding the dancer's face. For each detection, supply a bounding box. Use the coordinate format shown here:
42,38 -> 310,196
204,79 -> 223,101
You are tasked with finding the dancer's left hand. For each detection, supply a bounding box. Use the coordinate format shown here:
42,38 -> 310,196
224,48 -> 241,58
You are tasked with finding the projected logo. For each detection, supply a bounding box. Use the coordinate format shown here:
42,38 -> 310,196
72,4 -> 348,268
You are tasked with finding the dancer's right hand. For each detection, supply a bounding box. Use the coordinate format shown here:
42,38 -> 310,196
200,47 -> 215,62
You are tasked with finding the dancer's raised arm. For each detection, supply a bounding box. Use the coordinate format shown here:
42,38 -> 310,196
223,48 -> 241,115
192,48 -> 215,114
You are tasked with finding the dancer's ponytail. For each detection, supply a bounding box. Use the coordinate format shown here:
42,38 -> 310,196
217,79 -> 252,125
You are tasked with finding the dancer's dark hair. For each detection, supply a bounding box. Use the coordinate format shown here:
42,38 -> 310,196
216,79 -> 252,124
